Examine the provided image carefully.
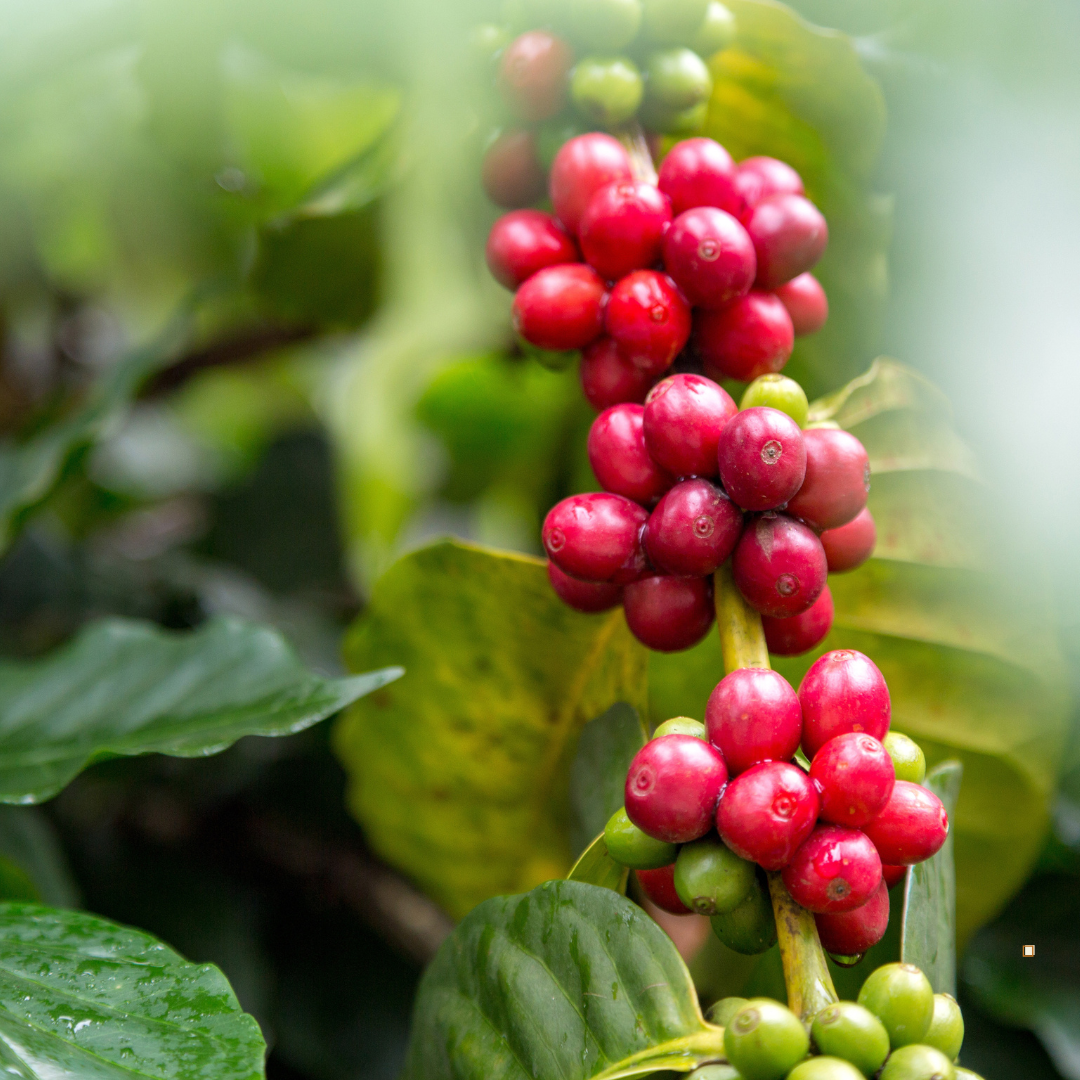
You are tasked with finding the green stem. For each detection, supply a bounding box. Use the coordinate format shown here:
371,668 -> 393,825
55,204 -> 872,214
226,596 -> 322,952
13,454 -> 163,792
715,562 -> 769,673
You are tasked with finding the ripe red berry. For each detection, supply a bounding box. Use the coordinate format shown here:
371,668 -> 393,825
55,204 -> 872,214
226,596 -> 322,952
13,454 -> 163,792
732,513 -> 827,618
636,864 -> 692,915
862,781 -> 949,866
776,272 -> 828,336
542,493 -> 648,584
550,133 -> 634,235
482,130 -> 547,208
705,667 -> 802,776
645,479 -> 743,576
580,180 -> 672,282
513,264 -> 607,351
733,156 -> 804,210
717,406 -> 807,511
695,291 -> 794,382
623,574 -> 715,651
745,194 -> 828,289
606,270 -> 692,376
547,561 -> 622,613
820,507 -> 876,573
815,878 -> 890,955
485,210 -> 579,290
580,337 -> 657,411
662,207 -> 756,309
882,864 -> 907,889
811,733 -> 896,828
762,585 -> 834,657
657,137 -> 742,217
625,734 -> 728,843
643,373 -> 737,479
497,31 -> 574,123
717,760 -> 819,870
786,428 -> 870,531
783,824 -> 883,913
798,649 -> 891,759
588,403 -> 674,505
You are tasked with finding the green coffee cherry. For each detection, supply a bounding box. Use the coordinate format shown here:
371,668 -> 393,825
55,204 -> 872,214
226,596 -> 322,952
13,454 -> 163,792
645,47 -> 712,108
470,23 -> 512,62
879,1044 -> 957,1080
706,995 -> 748,1027
740,374 -> 810,428
858,963 -> 935,1048
811,1001 -> 891,1076
724,998 -> 809,1080
954,1070 -> 985,1080
883,732 -> 927,784
653,716 -> 707,739
536,117 -> 589,168
569,0 -> 643,51
693,1 -> 735,56
604,807 -> 678,869
642,0 -> 710,44
571,57 -> 644,126
688,1066 -> 741,1080
641,99 -> 707,135
674,834 -> 755,915
710,875 -> 777,954
923,993 -> 964,1061
786,1058 -> 865,1080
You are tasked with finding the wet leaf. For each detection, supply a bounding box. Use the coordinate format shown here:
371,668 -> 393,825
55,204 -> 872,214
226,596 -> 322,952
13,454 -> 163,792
568,832 -> 629,895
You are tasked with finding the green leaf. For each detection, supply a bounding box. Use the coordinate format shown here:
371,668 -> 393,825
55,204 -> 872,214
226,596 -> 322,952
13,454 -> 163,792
404,880 -> 725,1080
901,760 -> 963,995
0,902 -> 264,1079
0,807 -> 79,907
568,833 -> 629,895
334,540 -> 649,919
0,615 -> 400,804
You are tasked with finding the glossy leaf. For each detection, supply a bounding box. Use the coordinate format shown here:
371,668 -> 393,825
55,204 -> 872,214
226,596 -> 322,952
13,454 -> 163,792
568,832 -> 629,895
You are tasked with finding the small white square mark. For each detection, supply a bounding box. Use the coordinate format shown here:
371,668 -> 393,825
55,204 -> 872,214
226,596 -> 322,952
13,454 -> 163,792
1023,945 -> 1035,957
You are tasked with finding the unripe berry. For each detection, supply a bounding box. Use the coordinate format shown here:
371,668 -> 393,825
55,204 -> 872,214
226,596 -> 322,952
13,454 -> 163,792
623,573 -> 715,651
635,864 -> 692,914
776,272 -> 828,336
745,193 -> 828,288
550,133 -> 634,235
580,336 -> 656,410
732,512 -> 827,618
569,0 -> 644,52
606,270 -> 692,376
786,1060 -> 865,1080
857,962 -> 935,1048
604,806 -> 678,868
787,427 -> 870,531
643,372 -> 737,478
542,492 -> 648,583
724,999 -> 809,1080
580,180 -> 672,281
645,478 -> 743,575
513,263 -> 607,350
644,47 -> 712,109
588,403 -> 673,504
653,716 -> 707,739
657,137 -> 742,217
693,1 -> 735,55
733,156 -> 804,209
782,824 -> 882,913
705,667 -> 802,776
482,130 -> 547,208
879,1044 -> 957,1080
486,210 -> 579,290
924,993 -> 965,1061
662,207 -> 756,308
762,584 -> 833,656
882,863 -> 907,888
810,1000 -> 891,1078
739,372 -> 809,428
883,731 -> 927,784
674,833 -> 756,915
717,406 -> 806,511
570,57 -> 644,127
695,291 -> 794,382
798,649 -> 891,758
863,781 -> 949,866
547,561 -> 622,612
641,0 -> 711,45
811,732 -> 895,827
707,996 -> 748,1027
710,874 -> 777,954
820,506 -> 876,572
498,32 -> 574,122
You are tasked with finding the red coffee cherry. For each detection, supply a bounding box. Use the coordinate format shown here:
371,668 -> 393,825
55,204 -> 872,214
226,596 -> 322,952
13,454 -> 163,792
580,337 -> 657,411
513,264 -> 607,351
643,373 -> 737,479
625,734 -> 728,843
762,585 -> 834,657
705,667 -> 802,776
550,133 -> 634,235
580,180 -> 673,282
811,733 -> 896,828
783,824 -> 883,913
497,31 -> 574,123
732,513 -> 827,618
482,130 -> 547,208
636,864 -> 692,915
775,272 -> 828,336
798,649 -> 891,759
542,493 -> 648,583
547,561 -> 622,613
662,207 -> 756,309
745,194 -> 828,289
588,403 -> 674,505
486,210 -> 579,290
733,156 -> 804,210
786,428 -> 870,531
862,781 -> 949,865
623,574 -> 715,652
606,270 -> 692,376
717,406 -> 807,511
881,864 -> 907,889
695,291 -> 794,382
717,760 -> 819,870
815,878 -> 890,955
657,137 -> 743,217
820,507 -> 876,572
645,478 -> 743,576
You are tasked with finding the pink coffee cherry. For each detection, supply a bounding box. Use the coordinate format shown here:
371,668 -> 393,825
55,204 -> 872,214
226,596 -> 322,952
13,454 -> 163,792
643,373 -> 737,479
786,427 -> 870,531
882,864 -> 907,889
695,291 -> 794,382
623,574 -> 715,652
732,513 -> 827,618
580,180 -> 672,282
798,649 -> 891,759
820,507 -> 876,573
717,760 -> 819,870
624,733 -> 728,843
662,207 -> 756,309
705,667 -> 802,776
762,585 -> 834,657
657,137 -> 743,217
485,209 -> 579,290
636,864 -> 692,914
862,781 -> 949,866
512,264 -> 607,351
606,270 -> 692,377
588,403 -> 674,505
497,31 -> 574,123
550,133 -> 634,235
482,130 -> 547,209
580,337 -> 657,411
645,478 -> 743,576
733,156 -> 804,211
546,561 -> 622,613
775,272 -> 828,336
542,493 -> 648,584
810,732 -> 896,828
816,878 -> 890,955
745,194 -> 829,289
717,406 -> 807,511
782,824 -> 883,913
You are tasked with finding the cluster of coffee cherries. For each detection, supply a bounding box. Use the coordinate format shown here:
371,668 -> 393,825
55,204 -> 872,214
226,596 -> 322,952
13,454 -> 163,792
604,650 -> 949,960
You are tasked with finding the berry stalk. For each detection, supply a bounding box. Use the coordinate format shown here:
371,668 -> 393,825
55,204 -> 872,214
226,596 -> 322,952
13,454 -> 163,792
615,122 -> 659,184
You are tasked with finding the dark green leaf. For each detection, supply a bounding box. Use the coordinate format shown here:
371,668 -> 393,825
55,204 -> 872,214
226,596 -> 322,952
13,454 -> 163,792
567,833 -> 629,895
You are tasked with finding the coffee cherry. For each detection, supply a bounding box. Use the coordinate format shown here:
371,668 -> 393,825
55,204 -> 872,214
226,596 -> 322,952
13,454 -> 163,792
815,878 -> 890,954
724,999 -> 809,1080
513,263 -> 607,350
580,180 -> 672,281
704,667 -> 801,776
858,962 -> 935,1048
811,1001 -> 891,1077
692,1 -> 735,56
643,372 -> 737,478
498,31 -> 574,123
739,372 -> 809,427
606,270 -> 692,376
798,649 -> 891,758
635,863 -> 692,914
883,732 -> 927,784
776,272 -> 828,336
782,824 -> 882,913
588,403 -> 674,504
924,994 -> 964,1061
716,760 -> 818,869
745,193 -> 828,288
695,291 -> 794,382
787,1060 -> 864,1080
542,492 -> 648,583
657,137 -> 742,217
717,406 -> 806,511
625,733 -> 728,842
547,561 -> 622,612
786,428 -> 870,531
486,210 -> 579,290
653,716 -> 707,739
706,996 -> 748,1027
674,833 -> 756,914
882,863 -> 907,888
604,806 -> 678,868
571,57 -> 644,127
550,133 -> 634,234
623,573 -> 715,651
569,0 -> 643,51
710,874 -> 777,954
645,47 -> 712,109
641,0 -> 711,44
733,156 -> 804,209
482,130 -> 547,208
863,781 -> 949,866
732,513 -> 827,618
645,478 -> 743,575
955,1071 -> 985,1080
662,207 -> 756,308
580,336 -> 657,410
811,732 -> 895,827
642,100 -> 708,136
879,1045 -> 957,1080
687,1066 -> 741,1080
762,584 -> 833,656
821,506 -> 876,572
